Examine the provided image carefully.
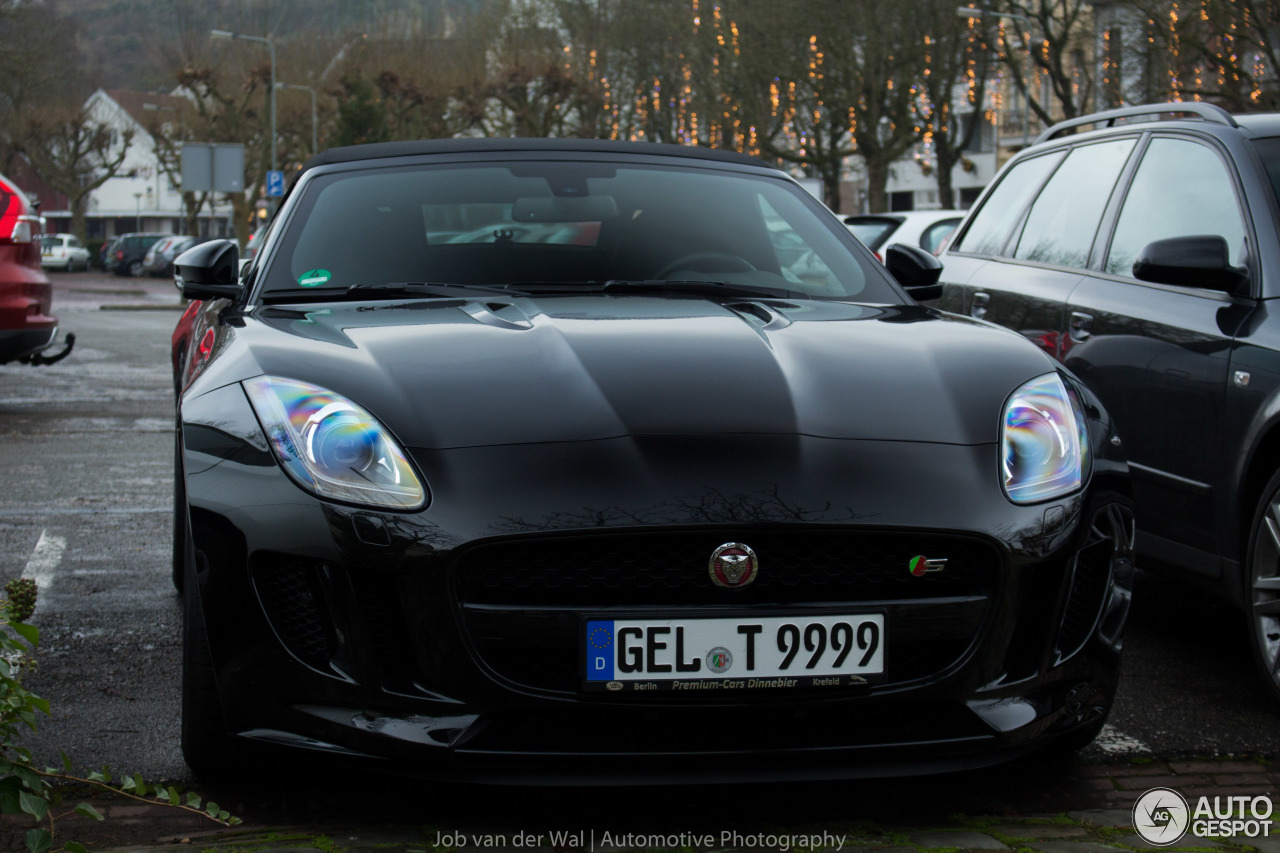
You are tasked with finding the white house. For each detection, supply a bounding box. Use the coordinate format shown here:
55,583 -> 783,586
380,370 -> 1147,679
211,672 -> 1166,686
39,89 -> 234,241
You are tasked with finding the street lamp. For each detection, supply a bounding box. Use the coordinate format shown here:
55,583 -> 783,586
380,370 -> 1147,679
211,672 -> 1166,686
276,82 -> 318,157
133,192 -> 143,232
210,29 -> 276,174
956,5 -> 1037,147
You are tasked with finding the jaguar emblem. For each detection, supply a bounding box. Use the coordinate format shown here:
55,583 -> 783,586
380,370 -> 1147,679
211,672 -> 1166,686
709,542 -> 759,589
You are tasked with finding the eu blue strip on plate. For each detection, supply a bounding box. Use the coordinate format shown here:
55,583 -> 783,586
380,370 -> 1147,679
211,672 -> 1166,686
586,620 -> 614,681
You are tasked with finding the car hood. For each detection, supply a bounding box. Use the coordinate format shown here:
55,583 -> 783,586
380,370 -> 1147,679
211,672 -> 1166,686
201,296 -> 1054,449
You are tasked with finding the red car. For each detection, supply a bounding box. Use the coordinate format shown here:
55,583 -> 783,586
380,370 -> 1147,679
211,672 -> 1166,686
0,174 -> 72,365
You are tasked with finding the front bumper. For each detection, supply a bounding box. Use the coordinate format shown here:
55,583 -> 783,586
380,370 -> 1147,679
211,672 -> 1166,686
181,382 -> 1133,782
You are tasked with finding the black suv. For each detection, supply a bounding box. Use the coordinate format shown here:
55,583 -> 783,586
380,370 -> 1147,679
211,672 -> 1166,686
109,232 -> 168,277
935,102 -> 1280,700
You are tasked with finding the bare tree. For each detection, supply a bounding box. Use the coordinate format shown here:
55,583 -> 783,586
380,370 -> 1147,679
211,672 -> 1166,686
1127,0 -> 1280,110
0,1 -> 90,175
914,1 -> 998,207
967,0 -> 1097,126
175,63 -> 270,243
18,108 -> 133,240
144,109 -> 214,237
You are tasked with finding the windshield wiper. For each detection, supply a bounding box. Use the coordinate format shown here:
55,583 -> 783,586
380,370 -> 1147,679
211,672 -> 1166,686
599,279 -> 804,300
347,282 -> 525,298
260,282 -> 523,303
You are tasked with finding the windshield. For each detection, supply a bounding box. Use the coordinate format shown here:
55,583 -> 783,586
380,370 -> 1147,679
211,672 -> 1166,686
259,159 -> 893,302
41,236 -> 58,250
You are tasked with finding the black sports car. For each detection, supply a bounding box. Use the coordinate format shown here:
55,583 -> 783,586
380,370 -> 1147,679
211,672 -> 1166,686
172,138 -> 1133,783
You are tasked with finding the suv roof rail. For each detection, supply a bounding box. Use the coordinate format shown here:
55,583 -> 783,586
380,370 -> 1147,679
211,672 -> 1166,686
1034,102 -> 1238,145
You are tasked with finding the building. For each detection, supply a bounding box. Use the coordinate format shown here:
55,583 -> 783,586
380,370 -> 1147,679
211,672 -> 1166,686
33,89 -> 234,241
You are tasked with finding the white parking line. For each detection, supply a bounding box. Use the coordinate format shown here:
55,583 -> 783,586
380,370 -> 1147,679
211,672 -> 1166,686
23,528 -> 66,595
1094,724 -> 1152,755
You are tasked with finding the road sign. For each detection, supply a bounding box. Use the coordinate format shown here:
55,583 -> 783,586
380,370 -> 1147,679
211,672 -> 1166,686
266,170 -> 285,197
180,143 -> 244,193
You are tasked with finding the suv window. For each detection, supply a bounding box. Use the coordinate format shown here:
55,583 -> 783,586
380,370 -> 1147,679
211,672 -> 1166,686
1013,139 -> 1135,269
921,218 -> 961,254
1105,137 -> 1246,276
952,151 -> 1063,256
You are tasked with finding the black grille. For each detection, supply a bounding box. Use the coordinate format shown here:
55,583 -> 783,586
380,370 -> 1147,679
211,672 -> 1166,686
459,530 -> 994,607
252,557 -> 335,670
457,529 -> 998,693
1058,539 -> 1112,659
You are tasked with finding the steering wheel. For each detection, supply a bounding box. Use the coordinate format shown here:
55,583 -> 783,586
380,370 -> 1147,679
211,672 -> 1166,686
654,252 -> 758,279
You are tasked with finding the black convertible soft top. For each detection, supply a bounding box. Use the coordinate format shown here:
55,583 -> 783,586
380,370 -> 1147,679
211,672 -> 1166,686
300,137 -> 770,174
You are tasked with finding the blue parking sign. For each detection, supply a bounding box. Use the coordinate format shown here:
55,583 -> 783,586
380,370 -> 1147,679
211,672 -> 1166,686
266,170 -> 285,197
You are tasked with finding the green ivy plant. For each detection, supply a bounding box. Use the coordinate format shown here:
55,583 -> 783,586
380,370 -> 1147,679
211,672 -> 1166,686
0,577 -> 240,852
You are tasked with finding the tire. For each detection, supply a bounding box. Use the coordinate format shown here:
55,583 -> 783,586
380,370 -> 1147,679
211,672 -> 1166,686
1052,714 -> 1109,752
172,420 -> 185,593
1245,468 -> 1280,703
179,509 -> 239,780
129,259 -> 145,277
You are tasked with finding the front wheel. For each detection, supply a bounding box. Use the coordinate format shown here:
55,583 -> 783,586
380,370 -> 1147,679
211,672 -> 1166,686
1244,468 -> 1280,703
129,259 -> 145,277
180,512 -> 244,779
172,420 -> 185,592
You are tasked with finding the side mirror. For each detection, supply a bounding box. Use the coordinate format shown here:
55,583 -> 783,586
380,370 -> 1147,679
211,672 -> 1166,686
174,239 -> 244,300
1132,235 -> 1248,292
885,243 -> 943,301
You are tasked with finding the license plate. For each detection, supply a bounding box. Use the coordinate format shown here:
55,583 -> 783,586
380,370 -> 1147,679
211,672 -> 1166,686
584,614 -> 884,692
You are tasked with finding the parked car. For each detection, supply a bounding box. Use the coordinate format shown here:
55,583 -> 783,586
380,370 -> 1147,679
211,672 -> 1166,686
98,237 -> 118,271
143,235 -> 191,277
40,233 -> 90,271
172,138 -> 1132,782
0,174 -> 73,365
932,101 -> 1280,703
242,221 -> 268,259
845,210 -> 965,260
109,232 -> 168,277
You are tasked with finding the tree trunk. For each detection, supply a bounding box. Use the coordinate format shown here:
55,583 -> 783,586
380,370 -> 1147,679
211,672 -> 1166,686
70,193 -> 90,242
183,192 -> 206,237
865,158 -> 890,213
934,149 -> 957,210
229,194 -> 255,252
822,164 -> 842,214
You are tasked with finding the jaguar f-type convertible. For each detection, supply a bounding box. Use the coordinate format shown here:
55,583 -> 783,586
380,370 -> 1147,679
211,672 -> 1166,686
171,138 -> 1133,783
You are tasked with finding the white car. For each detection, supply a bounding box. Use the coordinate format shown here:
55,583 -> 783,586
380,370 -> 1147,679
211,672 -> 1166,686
844,210 -> 965,260
40,233 -> 90,271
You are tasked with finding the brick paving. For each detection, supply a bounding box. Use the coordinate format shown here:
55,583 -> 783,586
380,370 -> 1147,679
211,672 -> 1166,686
3,757 -> 1278,853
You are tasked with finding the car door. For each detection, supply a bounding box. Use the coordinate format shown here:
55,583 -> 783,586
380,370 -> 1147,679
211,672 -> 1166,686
939,139 -> 1136,362
1064,133 -> 1254,572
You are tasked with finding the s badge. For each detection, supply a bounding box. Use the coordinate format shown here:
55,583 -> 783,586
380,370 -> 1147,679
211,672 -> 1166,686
909,556 -> 947,576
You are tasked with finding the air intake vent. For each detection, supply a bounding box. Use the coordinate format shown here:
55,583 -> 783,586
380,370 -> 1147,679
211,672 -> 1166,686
252,557 -> 336,671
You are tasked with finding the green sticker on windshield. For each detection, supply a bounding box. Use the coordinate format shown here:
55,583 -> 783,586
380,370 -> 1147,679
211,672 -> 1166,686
298,268 -> 331,287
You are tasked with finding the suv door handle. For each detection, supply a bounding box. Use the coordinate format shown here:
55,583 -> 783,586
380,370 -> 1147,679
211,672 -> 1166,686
971,291 -> 990,320
1069,311 -> 1094,341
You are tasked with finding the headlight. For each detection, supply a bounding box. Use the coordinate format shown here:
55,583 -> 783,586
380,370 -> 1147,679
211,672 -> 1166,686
1001,373 -> 1087,504
243,376 -> 426,509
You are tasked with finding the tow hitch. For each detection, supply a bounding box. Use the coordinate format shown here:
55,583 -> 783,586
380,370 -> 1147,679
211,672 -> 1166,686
23,332 -> 75,366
